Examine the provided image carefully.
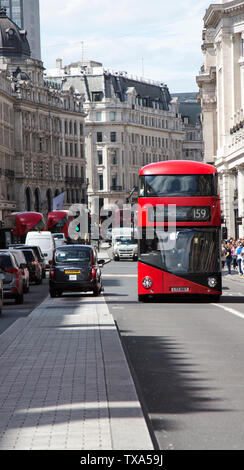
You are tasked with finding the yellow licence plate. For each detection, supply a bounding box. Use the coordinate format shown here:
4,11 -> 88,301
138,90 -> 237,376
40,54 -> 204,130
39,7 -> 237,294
65,270 -> 81,274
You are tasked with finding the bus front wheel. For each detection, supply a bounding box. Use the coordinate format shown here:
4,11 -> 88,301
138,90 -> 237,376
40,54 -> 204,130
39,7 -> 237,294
138,294 -> 148,302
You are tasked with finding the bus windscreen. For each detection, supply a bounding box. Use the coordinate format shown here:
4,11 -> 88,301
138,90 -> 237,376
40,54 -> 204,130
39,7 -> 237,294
139,227 -> 220,274
139,174 -> 217,197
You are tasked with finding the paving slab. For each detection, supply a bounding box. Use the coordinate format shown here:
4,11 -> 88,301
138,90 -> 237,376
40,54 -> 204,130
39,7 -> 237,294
0,291 -> 153,450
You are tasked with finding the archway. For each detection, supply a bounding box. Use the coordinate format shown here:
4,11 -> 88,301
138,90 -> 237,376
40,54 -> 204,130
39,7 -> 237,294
46,188 -> 52,212
25,187 -> 32,211
34,187 -> 41,212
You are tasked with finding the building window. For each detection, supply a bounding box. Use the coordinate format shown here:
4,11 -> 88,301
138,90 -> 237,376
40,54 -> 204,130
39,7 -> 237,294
97,132 -> 103,142
111,150 -> 117,165
99,174 -> 104,190
109,111 -> 116,121
96,112 -> 102,121
92,92 -> 103,102
80,144 -> 84,158
111,175 -> 117,189
110,132 -> 116,142
98,151 -> 103,165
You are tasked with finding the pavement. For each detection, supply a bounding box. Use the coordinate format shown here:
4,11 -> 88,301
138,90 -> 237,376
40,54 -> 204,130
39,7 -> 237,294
0,246 -> 154,450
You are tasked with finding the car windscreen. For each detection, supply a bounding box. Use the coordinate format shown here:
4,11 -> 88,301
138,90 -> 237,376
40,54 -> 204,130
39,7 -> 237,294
22,250 -> 35,262
55,248 -> 91,263
54,234 -> 64,239
115,238 -> 135,245
0,254 -> 14,269
27,247 -> 42,260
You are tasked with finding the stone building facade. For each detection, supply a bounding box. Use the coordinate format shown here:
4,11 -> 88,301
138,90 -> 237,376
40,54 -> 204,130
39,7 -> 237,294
172,93 -> 203,162
0,7 -> 86,222
196,0 -> 244,238
46,60 -> 184,213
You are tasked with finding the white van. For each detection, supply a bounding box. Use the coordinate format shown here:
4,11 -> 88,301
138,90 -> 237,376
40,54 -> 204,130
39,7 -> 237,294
25,231 -> 55,267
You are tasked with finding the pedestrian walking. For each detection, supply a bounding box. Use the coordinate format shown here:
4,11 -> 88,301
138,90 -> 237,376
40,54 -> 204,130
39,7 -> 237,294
241,243 -> 244,278
221,242 -> 226,269
236,242 -> 243,275
225,242 -> 232,274
232,242 -> 238,270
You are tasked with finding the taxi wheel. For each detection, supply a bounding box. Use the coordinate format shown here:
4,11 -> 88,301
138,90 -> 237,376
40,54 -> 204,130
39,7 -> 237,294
49,289 -> 57,298
93,286 -> 101,296
15,292 -> 24,304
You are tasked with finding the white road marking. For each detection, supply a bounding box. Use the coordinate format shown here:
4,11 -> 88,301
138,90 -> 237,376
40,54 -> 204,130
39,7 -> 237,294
212,303 -> 244,320
102,274 -> 137,277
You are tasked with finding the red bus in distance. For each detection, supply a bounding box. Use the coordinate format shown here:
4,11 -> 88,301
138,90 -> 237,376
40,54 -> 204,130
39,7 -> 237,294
137,160 -> 222,301
4,212 -> 45,243
47,210 -> 73,239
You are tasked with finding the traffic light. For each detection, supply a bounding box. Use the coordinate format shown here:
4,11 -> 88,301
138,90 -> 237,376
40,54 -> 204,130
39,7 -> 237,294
222,226 -> 228,240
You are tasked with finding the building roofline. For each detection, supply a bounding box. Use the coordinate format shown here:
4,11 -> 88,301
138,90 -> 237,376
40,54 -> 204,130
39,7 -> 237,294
204,1 -> 244,28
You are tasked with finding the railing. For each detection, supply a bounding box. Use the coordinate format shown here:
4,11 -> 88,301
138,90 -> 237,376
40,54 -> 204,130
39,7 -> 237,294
110,185 -> 123,191
65,177 -> 84,184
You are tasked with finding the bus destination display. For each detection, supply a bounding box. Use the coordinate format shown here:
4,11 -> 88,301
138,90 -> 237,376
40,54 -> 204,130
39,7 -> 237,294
147,206 -> 211,223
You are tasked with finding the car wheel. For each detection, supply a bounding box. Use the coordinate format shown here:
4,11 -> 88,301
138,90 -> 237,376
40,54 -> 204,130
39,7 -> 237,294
15,292 -> 24,304
23,283 -> 29,294
49,289 -> 56,298
93,286 -> 101,296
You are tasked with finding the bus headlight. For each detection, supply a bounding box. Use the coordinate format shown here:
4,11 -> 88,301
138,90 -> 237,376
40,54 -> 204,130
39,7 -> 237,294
142,276 -> 153,289
208,277 -> 217,288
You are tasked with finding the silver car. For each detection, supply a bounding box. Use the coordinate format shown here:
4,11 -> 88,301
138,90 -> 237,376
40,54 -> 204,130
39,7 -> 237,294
0,252 -> 24,304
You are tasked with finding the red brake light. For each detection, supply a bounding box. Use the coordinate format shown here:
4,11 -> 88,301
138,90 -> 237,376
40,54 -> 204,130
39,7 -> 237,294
6,267 -> 19,276
50,268 -> 55,278
91,267 -> 96,277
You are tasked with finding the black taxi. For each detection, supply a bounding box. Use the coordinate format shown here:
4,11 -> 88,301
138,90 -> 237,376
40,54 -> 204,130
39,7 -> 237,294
49,245 -> 105,297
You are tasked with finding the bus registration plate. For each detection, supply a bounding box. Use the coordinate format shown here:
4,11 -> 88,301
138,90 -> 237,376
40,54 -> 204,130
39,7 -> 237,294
171,287 -> 189,292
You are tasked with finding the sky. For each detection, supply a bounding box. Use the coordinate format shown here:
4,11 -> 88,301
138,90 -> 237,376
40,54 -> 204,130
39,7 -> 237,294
40,0 -> 217,93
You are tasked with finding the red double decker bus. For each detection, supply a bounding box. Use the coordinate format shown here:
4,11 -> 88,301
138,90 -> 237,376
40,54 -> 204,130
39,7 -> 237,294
47,210 -> 73,239
137,160 -> 222,301
4,212 -> 45,244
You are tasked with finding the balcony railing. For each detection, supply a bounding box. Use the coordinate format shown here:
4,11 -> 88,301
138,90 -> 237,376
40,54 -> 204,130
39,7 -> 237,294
65,176 -> 84,185
110,185 -> 123,191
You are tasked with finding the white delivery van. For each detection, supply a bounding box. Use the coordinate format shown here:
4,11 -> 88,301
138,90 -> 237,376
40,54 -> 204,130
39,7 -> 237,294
25,232 -> 55,267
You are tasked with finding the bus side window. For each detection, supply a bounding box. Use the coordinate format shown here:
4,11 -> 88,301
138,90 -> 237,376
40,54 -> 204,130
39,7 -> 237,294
139,176 -> 145,197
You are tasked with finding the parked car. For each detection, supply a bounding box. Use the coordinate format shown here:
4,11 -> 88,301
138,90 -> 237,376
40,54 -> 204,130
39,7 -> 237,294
53,233 -> 66,247
49,244 -> 105,298
0,278 -> 3,314
9,244 -> 46,279
25,231 -> 55,268
0,252 -> 24,304
6,248 -> 30,293
19,248 -> 42,285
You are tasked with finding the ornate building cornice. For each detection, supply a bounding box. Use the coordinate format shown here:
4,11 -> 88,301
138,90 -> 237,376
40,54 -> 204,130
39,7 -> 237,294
204,1 -> 244,29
